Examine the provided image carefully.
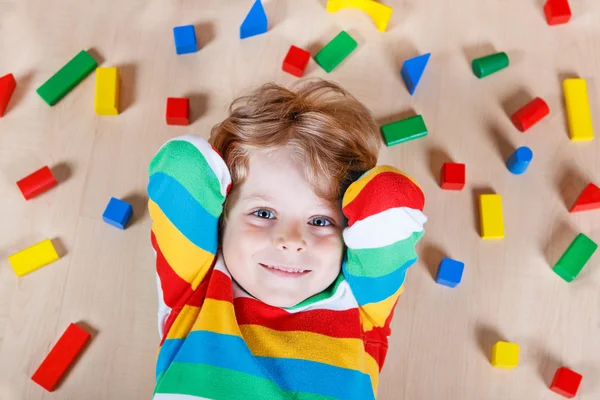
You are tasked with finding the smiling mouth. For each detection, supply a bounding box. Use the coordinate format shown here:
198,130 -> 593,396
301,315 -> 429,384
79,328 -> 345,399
259,263 -> 311,276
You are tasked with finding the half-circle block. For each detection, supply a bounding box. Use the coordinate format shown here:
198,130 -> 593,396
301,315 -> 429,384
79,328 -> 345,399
327,0 -> 393,32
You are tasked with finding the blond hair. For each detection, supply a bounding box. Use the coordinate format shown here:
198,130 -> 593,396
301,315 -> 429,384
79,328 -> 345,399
209,79 -> 381,225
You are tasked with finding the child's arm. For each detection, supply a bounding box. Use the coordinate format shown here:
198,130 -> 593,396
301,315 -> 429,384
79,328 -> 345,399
341,166 -> 426,335
147,135 -> 231,335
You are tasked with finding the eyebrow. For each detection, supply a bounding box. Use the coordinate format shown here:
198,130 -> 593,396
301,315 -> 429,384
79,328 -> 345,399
242,193 -> 275,202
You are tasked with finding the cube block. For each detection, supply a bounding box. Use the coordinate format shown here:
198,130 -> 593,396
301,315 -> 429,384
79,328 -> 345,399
440,162 -> 465,190
166,97 -> 189,126
173,25 -> 198,55
435,258 -> 464,288
102,197 -> 133,229
491,341 -> 519,369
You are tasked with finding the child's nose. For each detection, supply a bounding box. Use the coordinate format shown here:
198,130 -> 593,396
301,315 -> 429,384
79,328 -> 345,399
275,229 -> 307,252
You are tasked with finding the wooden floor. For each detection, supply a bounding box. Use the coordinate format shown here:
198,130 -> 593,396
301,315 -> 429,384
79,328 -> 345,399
1,0 -> 599,398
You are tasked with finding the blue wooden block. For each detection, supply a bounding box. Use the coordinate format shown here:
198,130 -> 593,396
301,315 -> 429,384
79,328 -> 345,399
401,53 -> 431,95
506,146 -> 533,175
240,0 -> 268,39
435,257 -> 464,288
173,25 -> 198,55
102,197 -> 133,230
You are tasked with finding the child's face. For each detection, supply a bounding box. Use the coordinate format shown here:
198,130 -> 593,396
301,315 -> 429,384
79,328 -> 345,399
221,147 -> 345,308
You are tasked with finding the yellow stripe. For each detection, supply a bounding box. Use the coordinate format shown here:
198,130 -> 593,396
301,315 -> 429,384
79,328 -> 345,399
149,199 -> 215,289
191,299 -> 242,337
166,305 -> 201,339
360,285 -> 404,332
342,166 -> 419,208
240,324 -> 379,393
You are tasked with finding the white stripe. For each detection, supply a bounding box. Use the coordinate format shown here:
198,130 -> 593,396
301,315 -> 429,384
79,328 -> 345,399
343,207 -> 427,250
163,135 -> 232,197
156,268 -> 172,338
154,394 -> 213,400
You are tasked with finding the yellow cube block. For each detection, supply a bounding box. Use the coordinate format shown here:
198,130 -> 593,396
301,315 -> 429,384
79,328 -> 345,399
8,239 -> 60,277
563,78 -> 594,141
94,67 -> 119,115
327,0 -> 393,32
491,341 -> 519,369
479,194 -> 504,239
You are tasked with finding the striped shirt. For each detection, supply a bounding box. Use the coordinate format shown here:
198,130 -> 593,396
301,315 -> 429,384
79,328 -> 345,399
148,135 -> 427,400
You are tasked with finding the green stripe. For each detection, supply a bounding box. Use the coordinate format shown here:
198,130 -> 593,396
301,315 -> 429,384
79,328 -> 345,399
345,231 -> 423,278
155,362 -> 335,400
286,272 -> 345,310
149,140 -> 224,217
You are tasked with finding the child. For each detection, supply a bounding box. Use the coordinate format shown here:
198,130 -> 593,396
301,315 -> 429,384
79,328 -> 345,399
147,79 -> 427,399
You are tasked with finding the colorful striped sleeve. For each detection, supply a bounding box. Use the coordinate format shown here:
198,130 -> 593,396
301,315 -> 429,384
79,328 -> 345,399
147,135 -> 231,335
341,166 -> 426,335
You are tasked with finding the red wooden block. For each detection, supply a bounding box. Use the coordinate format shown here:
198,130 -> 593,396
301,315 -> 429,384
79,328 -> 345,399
0,73 -> 17,117
570,183 -> 600,213
544,0 -> 572,26
440,162 -> 465,190
282,45 -> 311,77
16,166 -> 57,200
511,97 -> 550,132
31,323 -> 91,392
166,97 -> 189,126
550,367 -> 582,398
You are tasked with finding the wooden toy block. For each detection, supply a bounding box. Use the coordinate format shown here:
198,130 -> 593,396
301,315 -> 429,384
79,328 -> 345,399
94,67 -> 119,116
173,25 -> 198,54
0,73 -> 16,117
8,239 -> 59,277
570,183 -> 600,213
314,31 -> 357,73
511,97 -> 550,132
491,341 -> 519,369
102,197 -> 133,229
166,97 -> 189,126
440,162 -> 465,190
401,53 -> 430,95
380,115 -> 428,147
282,45 -> 311,78
16,165 -> 57,200
31,323 -> 91,392
479,194 -> 504,239
544,0 -> 572,26
506,146 -> 533,175
553,233 -> 597,282
563,79 -> 594,141
472,52 -> 509,78
550,367 -> 583,398
240,0 -> 268,39
36,50 -> 98,106
326,0 -> 393,32
435,258 -> 464,288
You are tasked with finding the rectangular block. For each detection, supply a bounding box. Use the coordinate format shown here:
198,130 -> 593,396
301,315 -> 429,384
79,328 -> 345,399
314,31 -> 357,73
553,233 -> 597,282
380,115 -> 428,146
491,341 -> 519,369
94,67 -> 119,115
0,73 -> 17,117
16,165 -> 57,200
31,323 -> 91,392
173,25 -> 198,54
563,79 -> 594,141
479,194 -> 504,239
37,50 -> 98,106
8,239 -> 60,277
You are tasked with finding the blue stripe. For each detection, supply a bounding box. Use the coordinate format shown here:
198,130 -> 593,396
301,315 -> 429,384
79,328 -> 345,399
173,330 -> 374,400
148,172 -> 218,254
342,256 -> 416,305
156,338 -> 185,378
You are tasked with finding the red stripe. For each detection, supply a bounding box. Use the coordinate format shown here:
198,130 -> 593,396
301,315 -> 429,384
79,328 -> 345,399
205,269 -> 234,302
234,297 -> 363,339
362,297 -> 398,371
343,172 -> 425,227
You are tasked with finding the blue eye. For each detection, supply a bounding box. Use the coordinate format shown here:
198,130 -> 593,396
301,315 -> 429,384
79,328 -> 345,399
310,217 -> 332,227
253,209 -> 275,219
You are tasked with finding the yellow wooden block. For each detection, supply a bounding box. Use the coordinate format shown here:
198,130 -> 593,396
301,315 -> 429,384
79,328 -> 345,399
491,341 -> 519,369
94,67 -> 119,115
480,194 -> 504,240
327,0 -> 393,32
8,239 -> 59,277
563,78 -> 594,142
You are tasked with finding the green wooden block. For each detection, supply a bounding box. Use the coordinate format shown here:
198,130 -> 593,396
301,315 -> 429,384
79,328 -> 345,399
314,31 -> 357,73
380,115 -> 428,146
553,233 -> 597,282
37,50 -> 98,106
471,52 -> 509,78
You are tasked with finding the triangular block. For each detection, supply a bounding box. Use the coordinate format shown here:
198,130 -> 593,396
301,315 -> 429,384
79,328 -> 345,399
570,183 -> 600,213
240,0 -> 268,39
400,53 -> 430,95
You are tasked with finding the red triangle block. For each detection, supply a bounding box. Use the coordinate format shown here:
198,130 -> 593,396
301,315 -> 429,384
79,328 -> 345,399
570,183 -> 600,213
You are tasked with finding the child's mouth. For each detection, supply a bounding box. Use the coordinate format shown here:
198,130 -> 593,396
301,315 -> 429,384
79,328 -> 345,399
259,263 -> 311,277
